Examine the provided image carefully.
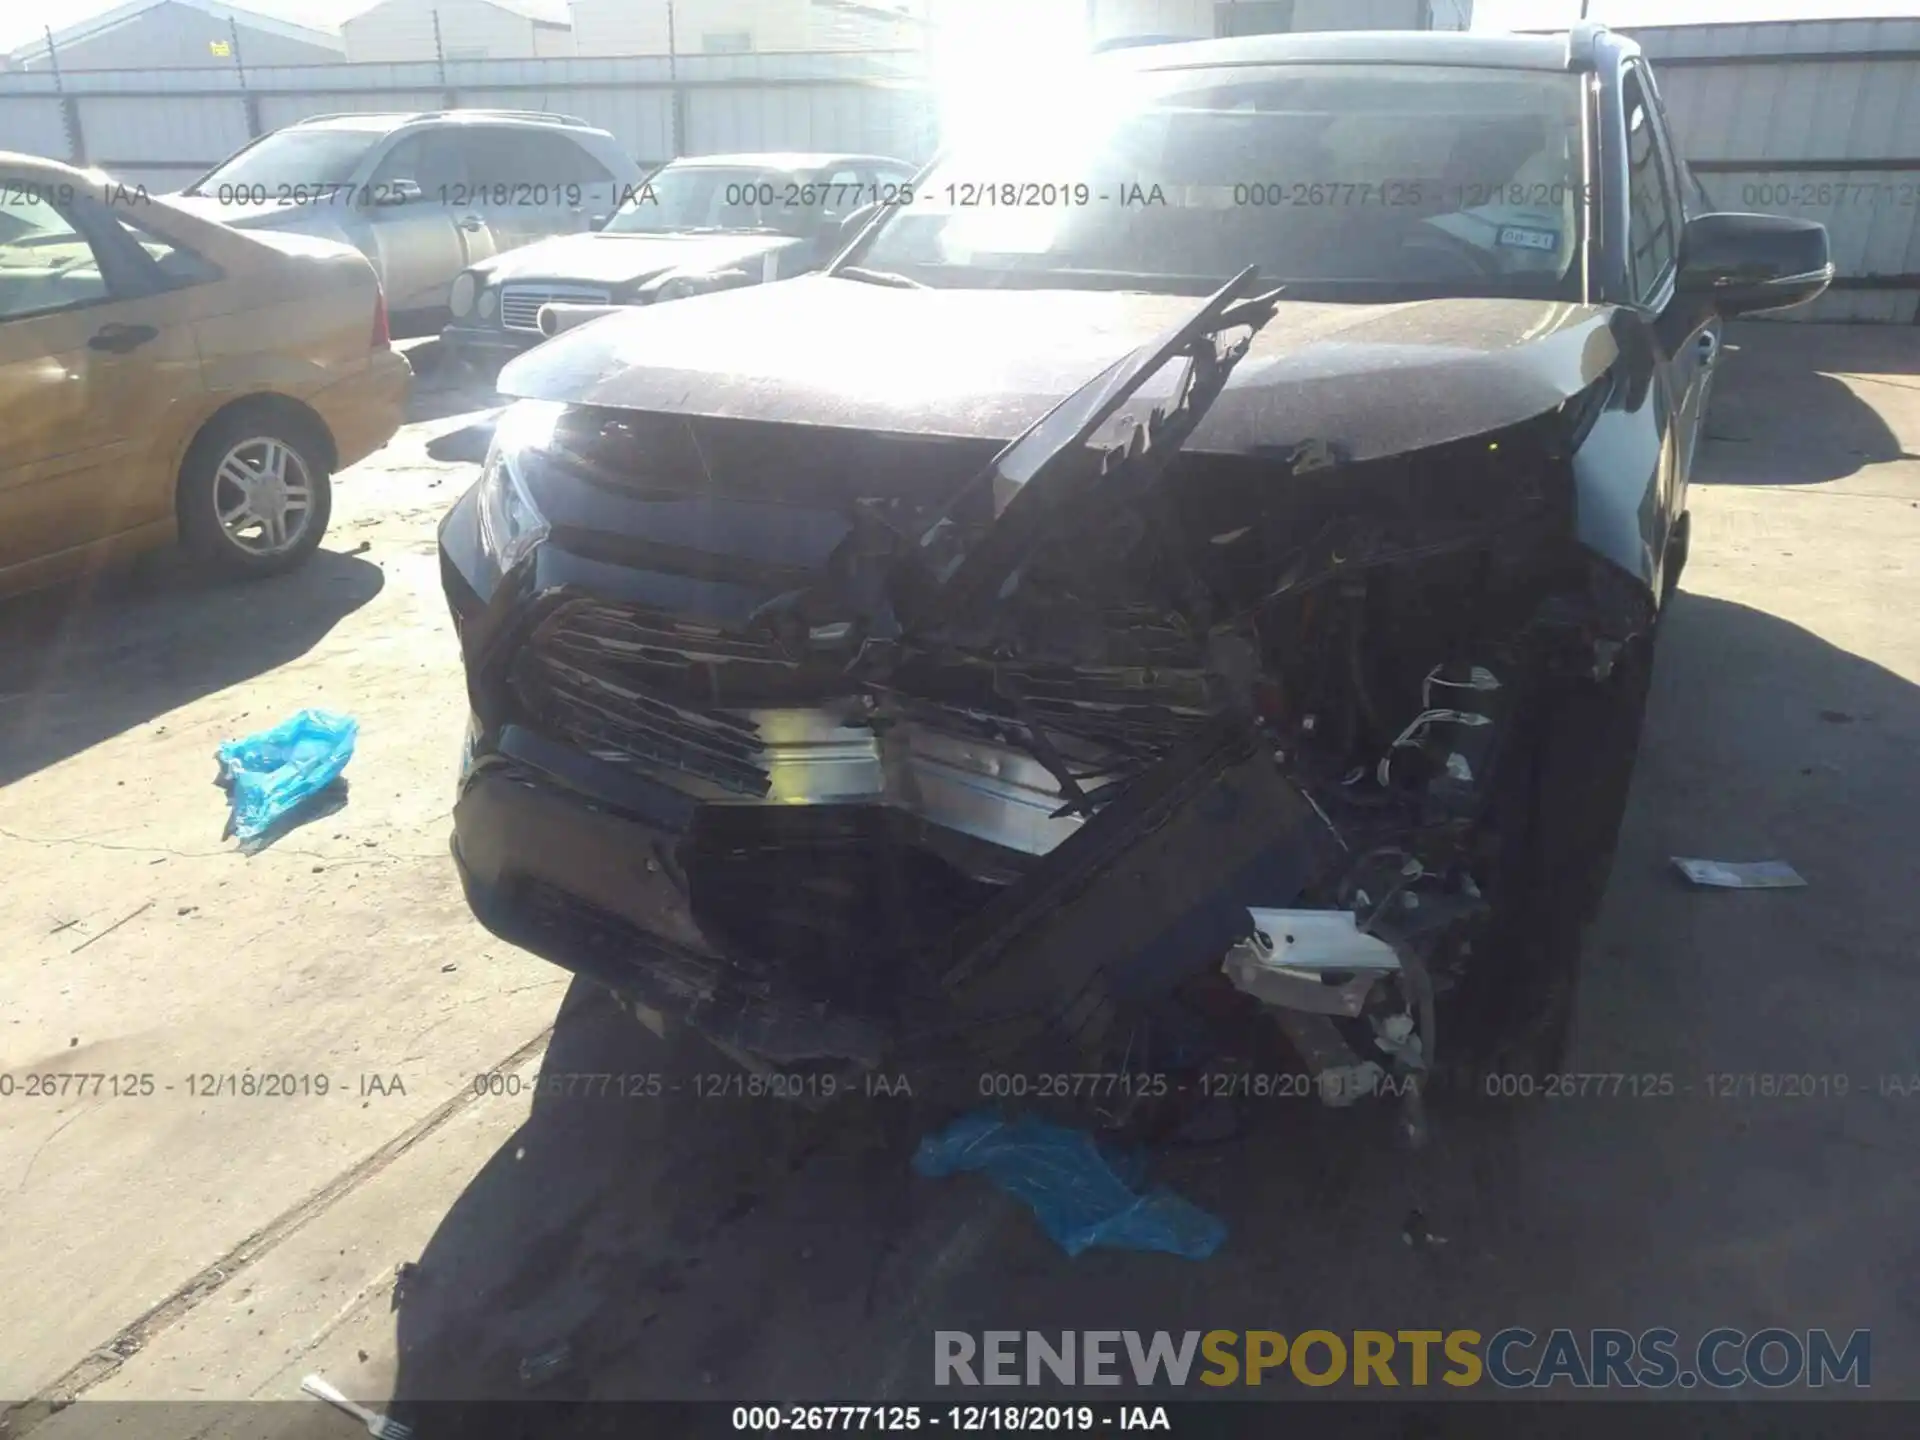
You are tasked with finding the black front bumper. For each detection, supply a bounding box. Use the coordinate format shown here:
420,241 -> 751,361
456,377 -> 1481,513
453,725 -> 894,1070
443,516 -> 896,1072
439,498 -> 1339,1083
451,715 -> 1336,1089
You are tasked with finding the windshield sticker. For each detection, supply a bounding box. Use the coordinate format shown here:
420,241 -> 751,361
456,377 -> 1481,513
1496,225 -> 1560,253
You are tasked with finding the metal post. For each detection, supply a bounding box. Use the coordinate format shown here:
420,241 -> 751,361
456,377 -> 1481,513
666,0 -> 684,158
432,9 -> 454,108
45,26 -> 90,168
228,15 -> 262,138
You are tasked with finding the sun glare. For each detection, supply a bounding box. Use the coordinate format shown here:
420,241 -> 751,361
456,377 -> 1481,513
930,0 -> 1098,154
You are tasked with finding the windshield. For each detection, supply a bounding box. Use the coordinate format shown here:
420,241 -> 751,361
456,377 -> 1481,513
604,165 -> 836,238
850,63 -> 1587,299
188,128 -> 385,196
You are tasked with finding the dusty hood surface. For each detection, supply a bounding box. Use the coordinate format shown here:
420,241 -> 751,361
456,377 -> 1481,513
473,230 -> 806,289
498,275 -> 1619,462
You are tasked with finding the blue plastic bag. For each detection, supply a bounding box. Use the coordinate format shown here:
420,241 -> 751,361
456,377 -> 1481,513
216,709 -> 358,843
912,1110 -> 1226,1260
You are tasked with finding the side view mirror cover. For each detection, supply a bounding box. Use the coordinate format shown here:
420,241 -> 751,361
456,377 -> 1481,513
1677,212 -> 1832,316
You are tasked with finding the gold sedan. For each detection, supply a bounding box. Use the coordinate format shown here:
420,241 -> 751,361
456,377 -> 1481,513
0,151 -> 411,600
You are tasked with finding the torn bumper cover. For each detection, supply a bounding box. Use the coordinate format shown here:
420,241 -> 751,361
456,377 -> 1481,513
443,267 -> 1656,1093
452,731 -> 895,1069
451,713 -> 1340,1076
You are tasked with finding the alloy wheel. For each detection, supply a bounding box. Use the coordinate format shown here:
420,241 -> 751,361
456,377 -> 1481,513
212,437 -> 315,556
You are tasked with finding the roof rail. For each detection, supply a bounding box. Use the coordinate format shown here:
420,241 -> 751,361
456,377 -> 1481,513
291,108 -> 592,128
417,108 -> 593,126
291,111 -> 415,125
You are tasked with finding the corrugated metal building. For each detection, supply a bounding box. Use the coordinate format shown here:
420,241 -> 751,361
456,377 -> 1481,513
1628,18 -> 1920,323
340,0 -> 575,63
0,50 -> 936,190
7,0 -> 345,71
571,0 -> 924,58
1086,0 -> 1469,45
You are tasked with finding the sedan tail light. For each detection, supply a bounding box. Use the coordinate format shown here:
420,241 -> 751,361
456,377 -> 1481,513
371,286 -> 390,349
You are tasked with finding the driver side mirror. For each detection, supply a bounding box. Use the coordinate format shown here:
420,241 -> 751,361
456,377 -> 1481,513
371,178 -> 423,208
1677,212 -> 1832,316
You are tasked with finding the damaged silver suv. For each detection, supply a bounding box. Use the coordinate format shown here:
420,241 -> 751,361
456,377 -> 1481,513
438,26 -> 1830,1116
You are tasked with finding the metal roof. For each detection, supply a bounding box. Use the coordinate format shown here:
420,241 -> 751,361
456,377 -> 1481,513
483,0 -> 572,23
341,0 -> 571,27
8,0 -> 345,64
1113,28 -> 1598,73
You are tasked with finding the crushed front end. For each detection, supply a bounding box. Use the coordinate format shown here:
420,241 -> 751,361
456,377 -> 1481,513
440,271 -> 1656,1120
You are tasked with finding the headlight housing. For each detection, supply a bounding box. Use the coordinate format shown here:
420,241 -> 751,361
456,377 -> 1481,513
475,401 -> 564,574
642,267 -> 754,304
651,274 -> 702,303
477,285 -> 498,320
450,271 -> 477,318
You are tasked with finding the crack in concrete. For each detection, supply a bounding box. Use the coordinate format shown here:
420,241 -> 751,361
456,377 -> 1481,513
0,1022 -> 558,1439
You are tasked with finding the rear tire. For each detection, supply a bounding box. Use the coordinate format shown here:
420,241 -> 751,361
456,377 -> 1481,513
178,408 -> 333,579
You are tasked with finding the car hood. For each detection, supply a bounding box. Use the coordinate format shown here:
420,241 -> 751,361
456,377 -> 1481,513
498,275 -> 1619,463
474,231 -> 806,288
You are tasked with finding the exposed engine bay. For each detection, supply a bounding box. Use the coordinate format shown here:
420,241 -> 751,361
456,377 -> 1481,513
456,269 -> 1659,1130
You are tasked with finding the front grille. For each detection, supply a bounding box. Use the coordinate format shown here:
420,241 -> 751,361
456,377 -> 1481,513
499,283 -> 611,333
511,599 -> 799,796
996,661 -> 1216,758
509,597 -> 1211,813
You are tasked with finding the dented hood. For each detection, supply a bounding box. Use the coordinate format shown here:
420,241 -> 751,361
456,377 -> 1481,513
498,274 -> 1619,463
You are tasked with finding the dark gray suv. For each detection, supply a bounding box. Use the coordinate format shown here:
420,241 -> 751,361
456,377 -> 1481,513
440,25 -> 1830,1109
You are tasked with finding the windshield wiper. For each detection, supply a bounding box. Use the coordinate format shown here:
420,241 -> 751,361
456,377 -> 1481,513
831,265 -> 926,290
